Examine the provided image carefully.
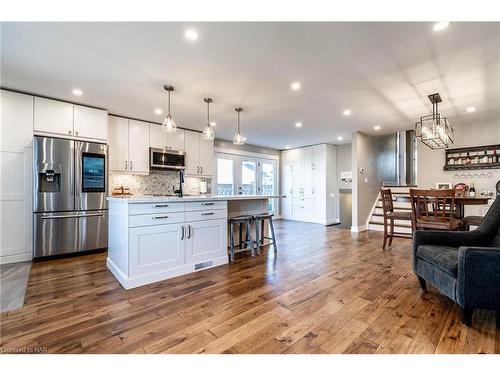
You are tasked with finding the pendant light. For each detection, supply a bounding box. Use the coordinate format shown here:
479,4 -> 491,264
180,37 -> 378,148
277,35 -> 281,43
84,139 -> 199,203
233,107 -> 245,145
201,98 -> 215,140
415,93 -> 453,149
161,85 -> 177,133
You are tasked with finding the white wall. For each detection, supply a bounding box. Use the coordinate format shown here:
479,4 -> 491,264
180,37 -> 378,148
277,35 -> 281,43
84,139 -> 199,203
337,144 -> 352,190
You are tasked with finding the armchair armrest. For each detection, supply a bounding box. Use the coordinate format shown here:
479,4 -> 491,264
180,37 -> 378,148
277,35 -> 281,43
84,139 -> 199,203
412,230 -> 485,269
456,246 -> 500,310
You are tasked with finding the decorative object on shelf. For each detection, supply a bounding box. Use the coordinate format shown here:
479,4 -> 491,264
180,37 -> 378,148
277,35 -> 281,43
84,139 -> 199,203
469,183 -> 476,198
233,107 -> 245,145
454,182 -> 469,197
444,144 -> 500,171
415,93 -> 454,150
201,98 -> 215,140
435,182 -> 452,190
161,85 -> 177,133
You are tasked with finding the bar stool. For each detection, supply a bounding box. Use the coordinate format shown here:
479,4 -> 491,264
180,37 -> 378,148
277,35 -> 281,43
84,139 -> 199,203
227,215 -> 255,262
253,213 -> 278,255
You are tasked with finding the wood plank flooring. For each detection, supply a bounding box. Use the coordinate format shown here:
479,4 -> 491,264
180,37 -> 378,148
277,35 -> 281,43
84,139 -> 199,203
1,220 -> 498,354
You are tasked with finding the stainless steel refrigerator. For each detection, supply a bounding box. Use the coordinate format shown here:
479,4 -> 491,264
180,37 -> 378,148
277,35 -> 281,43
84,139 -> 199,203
33,136 -> 108,258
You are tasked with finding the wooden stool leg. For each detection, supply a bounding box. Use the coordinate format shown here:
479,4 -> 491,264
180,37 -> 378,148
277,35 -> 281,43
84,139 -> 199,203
388,219 -> 394,246
229,222 -> 235,262
382,218 -> 388,250
269,217 -> 277,253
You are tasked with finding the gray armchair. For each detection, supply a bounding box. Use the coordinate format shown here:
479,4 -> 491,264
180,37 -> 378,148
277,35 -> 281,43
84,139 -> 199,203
412,195 -> 500,326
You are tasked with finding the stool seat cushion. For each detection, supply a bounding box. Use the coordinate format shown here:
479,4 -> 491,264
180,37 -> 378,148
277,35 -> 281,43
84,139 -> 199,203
254,213 -> 274,219
228,215 -> 253,223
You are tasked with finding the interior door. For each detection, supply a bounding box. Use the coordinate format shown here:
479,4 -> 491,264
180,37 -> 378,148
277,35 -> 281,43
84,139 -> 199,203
260,159 -> 277,213
238,157 -> 258,195
215,153 -> 237,195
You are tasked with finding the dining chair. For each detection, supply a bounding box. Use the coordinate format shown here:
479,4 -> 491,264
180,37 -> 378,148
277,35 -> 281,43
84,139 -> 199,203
409,188 -> 463,231
380,188 -> 412,249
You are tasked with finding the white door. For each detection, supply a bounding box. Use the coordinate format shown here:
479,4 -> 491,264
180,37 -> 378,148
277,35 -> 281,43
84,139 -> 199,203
108,116 -> 129,172
168,129 -> 185,152
185,219 -> 227,264
34,97 -> 74,136
129,224 -> 185,277
301,147 -> 313,198
184,130 -> 200,175
199,138 -> 214,176
260,159 -> 277,213
149,123 -> 169,149
128,120 -> 149,173
238,157 -> 258,195
292,149 -> 303,196
73,105 -> 108,141
281,170 -> 293,218
215,153 -> 237,195
312,169 -> 326,222
281,150 -> 294,173
312,144 -> 326,170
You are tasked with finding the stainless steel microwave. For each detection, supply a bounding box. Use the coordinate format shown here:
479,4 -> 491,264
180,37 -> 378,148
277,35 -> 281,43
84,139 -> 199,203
149,147 -> 186,170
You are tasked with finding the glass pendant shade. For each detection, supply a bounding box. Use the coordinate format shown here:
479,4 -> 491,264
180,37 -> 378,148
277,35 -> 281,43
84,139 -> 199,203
161,85 -> 177,133
233,107 -> 245,145
201,98 -> 215,140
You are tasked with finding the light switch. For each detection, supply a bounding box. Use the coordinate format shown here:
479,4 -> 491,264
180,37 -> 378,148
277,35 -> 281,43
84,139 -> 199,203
364,177 -> 368,183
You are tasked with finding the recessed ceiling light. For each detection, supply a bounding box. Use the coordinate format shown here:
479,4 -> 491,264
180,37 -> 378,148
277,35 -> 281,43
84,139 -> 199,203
433,22 -> 450,32
285,146 -> 290,149
295,122 -> 303,128
185,29 -> 199,41
290,82 -> 301,91
210,121 -> 217,127
343,109 -> 351,116
466,106 -> 476,113
72,88 -> 83,96
374,125 -> 381,131
154,108 -> 163,115
337,136 -> 343,141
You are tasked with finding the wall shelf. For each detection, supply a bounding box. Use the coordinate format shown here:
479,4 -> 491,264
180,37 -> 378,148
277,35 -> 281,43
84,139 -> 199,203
444,144 -> 500,171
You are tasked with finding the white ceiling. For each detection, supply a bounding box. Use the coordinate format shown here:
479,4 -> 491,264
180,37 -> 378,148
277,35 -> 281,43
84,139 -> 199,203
2,22 -> 500,149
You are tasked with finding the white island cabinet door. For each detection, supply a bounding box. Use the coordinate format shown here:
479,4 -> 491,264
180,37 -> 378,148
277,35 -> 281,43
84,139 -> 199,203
73,105 -> 108,141
185,219 -> 227,265
128,119 -> 150,173
108,116 -> 129,172
129,223 -> 185,277
34,97 -> 74,136
184,130 -> 200,175
199,137 -> 214,176
149,123 -> 169,149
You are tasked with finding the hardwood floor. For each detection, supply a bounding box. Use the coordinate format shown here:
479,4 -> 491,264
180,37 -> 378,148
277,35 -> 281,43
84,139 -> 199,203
1,220 -> 498,354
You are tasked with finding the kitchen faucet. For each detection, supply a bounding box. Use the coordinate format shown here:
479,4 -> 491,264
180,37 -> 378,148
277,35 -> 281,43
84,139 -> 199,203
173,169 -> 184,197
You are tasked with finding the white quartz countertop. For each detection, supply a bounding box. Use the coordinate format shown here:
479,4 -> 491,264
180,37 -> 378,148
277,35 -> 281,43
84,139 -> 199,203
107,194 -> 285,204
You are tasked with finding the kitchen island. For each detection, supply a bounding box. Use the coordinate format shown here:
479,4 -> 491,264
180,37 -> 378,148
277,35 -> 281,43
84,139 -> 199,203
107,194 -> 283,289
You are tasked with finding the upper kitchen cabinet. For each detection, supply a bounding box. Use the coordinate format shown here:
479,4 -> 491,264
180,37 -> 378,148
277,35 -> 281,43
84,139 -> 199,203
108,116 -> 149,174
73,105 -> 108,141
0,90 -> 34,147
34,97 -> 74,136
34,97 -> 108,142
184,130 -> 214,176
149,124 -> 185,151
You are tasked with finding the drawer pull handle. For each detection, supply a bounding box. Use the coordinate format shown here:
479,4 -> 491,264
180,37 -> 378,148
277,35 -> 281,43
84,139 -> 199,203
202,202 -> 214,206
181,226 -> 185,240
152,215 -> 169,219
153,204 -> 169,208
187,225 -> 192,239
202,212 -> 214,216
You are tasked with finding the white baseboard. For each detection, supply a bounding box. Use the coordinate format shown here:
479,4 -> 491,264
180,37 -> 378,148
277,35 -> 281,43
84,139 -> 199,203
0,252 -> 33,265
351,225 -> 367,233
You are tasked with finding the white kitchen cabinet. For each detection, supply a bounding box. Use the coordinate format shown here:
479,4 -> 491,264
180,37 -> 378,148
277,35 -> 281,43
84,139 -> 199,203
129,223 -> 185,277
149,124 -> 185,151
0,90 -> 34,264
184,130 -> 214,176
73,105 -> 107,141
108,116 -> 129,172
108,116 -> 149,174
185,218 -> 226,265
128,120 -> 149,173
34,97 -> 74,136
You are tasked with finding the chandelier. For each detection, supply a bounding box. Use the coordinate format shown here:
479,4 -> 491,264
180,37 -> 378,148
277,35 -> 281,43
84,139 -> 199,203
415,93 -> 453,150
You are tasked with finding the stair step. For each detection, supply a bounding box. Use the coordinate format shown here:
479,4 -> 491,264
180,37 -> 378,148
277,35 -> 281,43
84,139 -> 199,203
375,205 -> 411,211
369,221 -> 412,229
372,213 -> 412,219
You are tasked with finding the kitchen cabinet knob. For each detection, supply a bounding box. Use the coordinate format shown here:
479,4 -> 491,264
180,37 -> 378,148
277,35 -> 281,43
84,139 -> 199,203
75,131 -> 79,136
130,161 -> 133,170
68,130 -> 72,135
200,166 -> 203,174
125,160 -> 128,170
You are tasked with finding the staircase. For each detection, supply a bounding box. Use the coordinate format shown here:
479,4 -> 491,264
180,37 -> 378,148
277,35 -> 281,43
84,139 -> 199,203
368,186 -> 413,236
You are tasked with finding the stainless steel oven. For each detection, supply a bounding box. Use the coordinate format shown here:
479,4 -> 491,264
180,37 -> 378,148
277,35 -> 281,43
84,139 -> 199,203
33,136 -> 108,259
150,147 -> 185,170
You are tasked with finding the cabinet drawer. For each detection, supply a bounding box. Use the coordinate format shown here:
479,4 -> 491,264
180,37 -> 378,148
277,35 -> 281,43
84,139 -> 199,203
186,209 -> 227,222
185,201 -> 227,211
129,212 -> 185,227
129,202 -> 185,215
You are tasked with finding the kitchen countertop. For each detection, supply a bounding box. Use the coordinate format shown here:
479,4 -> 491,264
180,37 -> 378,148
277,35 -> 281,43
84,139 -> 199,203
107,194 -> 285,204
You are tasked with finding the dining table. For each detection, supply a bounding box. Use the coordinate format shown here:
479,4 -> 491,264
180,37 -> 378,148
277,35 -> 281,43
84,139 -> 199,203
396,195 -> 491,219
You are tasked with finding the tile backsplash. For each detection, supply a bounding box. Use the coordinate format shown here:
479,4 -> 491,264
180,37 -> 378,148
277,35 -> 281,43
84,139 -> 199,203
109,171 -> 212,196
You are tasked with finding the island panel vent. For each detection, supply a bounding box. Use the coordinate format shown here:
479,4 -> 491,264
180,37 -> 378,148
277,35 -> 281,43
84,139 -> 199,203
194,260 -> 213,270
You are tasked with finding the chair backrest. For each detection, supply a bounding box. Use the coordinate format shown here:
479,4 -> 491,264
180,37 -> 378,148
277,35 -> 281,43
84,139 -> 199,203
476,195 -> 500,246
380,188 -> 394,216
410,188 -> 457,230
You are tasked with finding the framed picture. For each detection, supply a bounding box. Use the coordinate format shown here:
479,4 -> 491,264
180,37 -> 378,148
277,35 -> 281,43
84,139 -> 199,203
435,182 -> 452,190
